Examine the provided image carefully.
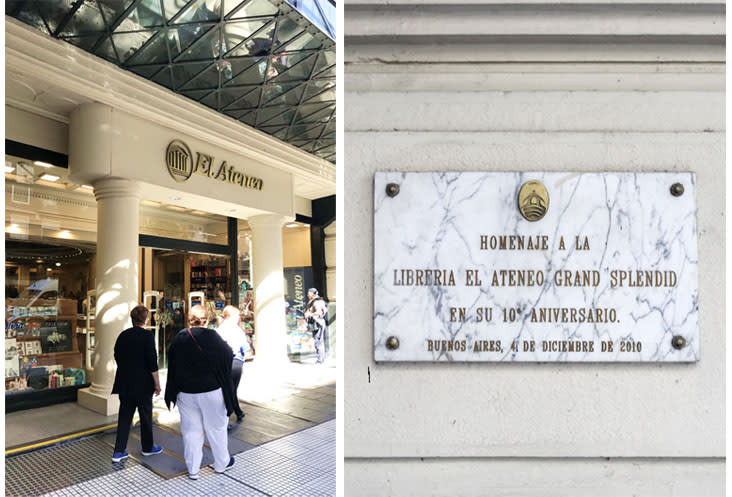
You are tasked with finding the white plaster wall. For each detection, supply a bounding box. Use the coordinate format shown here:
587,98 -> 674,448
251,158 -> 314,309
344,2 -> 725,494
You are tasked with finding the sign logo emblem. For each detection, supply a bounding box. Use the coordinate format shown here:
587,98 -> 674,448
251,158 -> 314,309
518,180 -> 549,221
166,140 -> 193,183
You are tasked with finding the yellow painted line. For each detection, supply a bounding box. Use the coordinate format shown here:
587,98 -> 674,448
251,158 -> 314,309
5,413 -> 160,456
5,424 -> 117,455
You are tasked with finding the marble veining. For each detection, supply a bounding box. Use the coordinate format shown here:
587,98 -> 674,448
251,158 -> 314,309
374,172 -> 699,362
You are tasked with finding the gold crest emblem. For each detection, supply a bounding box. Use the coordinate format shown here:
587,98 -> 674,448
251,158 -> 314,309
518,180 -> 549,221
165,140 -> 193,183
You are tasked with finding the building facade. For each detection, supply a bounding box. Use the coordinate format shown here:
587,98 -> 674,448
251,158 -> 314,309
344,1 -> 724,495
5,3 -> 336,419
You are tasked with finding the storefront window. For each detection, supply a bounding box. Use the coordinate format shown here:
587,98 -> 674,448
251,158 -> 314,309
5,156 -> 95,402
238,219 -> 314,361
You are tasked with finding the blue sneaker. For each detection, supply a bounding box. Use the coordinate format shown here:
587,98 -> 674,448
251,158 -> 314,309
141,445 -> 163,456
112,451 -> 129,463
213,456 -> 235,473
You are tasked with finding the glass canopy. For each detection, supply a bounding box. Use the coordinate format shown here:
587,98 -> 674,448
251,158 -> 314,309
6,0 -> 336,163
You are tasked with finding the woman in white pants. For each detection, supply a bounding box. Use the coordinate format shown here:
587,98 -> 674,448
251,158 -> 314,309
165,305 -> 238,479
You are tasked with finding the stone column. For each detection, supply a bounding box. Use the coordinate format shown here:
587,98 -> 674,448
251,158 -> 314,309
77,178 -> 140,416
248,214 -> 289,366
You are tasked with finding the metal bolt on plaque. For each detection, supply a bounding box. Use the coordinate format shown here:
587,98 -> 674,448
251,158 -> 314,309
671,335 -> 687,350
386,183 -> 400,197
386,336 -> 400,350
518,180 -> 549,221
670,183 -> 684,197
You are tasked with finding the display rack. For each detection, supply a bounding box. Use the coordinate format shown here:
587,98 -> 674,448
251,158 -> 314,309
190,260 -> 229,294
5,298 -> 83,392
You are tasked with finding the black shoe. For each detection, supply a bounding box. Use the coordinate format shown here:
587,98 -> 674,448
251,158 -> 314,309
213,456 -> 235,473
236,412 -> 245,422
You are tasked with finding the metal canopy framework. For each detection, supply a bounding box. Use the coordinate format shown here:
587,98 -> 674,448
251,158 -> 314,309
6,0 -> 336,163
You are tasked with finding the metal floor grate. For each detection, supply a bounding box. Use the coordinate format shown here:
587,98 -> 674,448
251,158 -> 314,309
6,436 -> 140,497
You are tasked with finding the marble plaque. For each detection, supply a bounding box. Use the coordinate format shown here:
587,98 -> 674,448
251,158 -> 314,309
374,172 -> 699,362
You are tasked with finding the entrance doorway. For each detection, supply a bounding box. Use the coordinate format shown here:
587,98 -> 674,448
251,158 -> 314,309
140,247 -> 231,369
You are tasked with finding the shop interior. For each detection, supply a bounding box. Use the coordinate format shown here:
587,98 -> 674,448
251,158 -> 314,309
5,154 -> 316,410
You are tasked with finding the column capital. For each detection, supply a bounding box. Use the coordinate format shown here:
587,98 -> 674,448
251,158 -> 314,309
93,178 -> 141,202
247,213 -> 293,230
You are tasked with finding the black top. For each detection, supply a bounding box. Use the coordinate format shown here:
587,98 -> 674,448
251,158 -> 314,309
112,326 -> 158,397
164,327 -> 237,415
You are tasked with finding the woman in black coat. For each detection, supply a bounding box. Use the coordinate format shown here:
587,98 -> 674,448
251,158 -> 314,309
165,305 -> 238,480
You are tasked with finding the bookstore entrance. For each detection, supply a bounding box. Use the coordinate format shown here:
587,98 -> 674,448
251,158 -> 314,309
140,247 -> 250,370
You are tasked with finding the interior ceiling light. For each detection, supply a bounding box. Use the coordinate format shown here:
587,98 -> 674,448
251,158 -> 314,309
6,224 -> 22,234
34,161 -> 55,168
285,223 -> 299,228
5,165 -> 15,173
40,174 -> 60,182
81,185 -> 94,190
46,267 -> 52,271
55,262 -> 62,267
58,230 -> 72,239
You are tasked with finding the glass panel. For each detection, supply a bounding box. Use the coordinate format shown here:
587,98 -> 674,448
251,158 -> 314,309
317,0 -> 336,36
36,0 -> 77,34
277,30 -> 322,52
255,105 -> 291,125
272,53 -> 316,82
223,19 -> 270,54
290,122 -> 325,140
301,79 -> 334,102
224,59 -> 266,86
139,201 -> 228,244
180,88 -> 215,101
273,17 -> 303,49
161,0 -> 189,21
166,23 -> 217,60
267,51 -> 312,80
297,103 -> 334,123
200,90 -> 219,109
259,108 -> 296,126
261,81 -> 299,103
226,20 -> 275,57
175,25 -> 223,61
219,86 -> 257,107
263,85 -> 304,107
59,1 -> 107,35
238,111 -> 257,126
129,63 -> 166,78
7,0 -> 52,34
62,34 -> 103,52
180,64 -> 220,89
229,0 -> 279,19
113,0 -> 165,30
125,31 -> 169,64
94,36 -> 119,62
304,85 -> 334,103
171,0 -> 221,24
310,50 -> 335,76
152,66 -> 175,89
113,30 -> 156,63
224,108 -> 249,120
97,0 -> 136,26
313,64 -> 335,79
223,87 -> 262,109
171,61 -> 214,88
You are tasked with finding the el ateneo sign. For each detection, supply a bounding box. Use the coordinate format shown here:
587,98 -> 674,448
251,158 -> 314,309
165,139 -> 263,191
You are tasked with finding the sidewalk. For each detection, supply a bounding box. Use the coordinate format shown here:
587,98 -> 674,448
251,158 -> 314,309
5,362 -> 336,496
